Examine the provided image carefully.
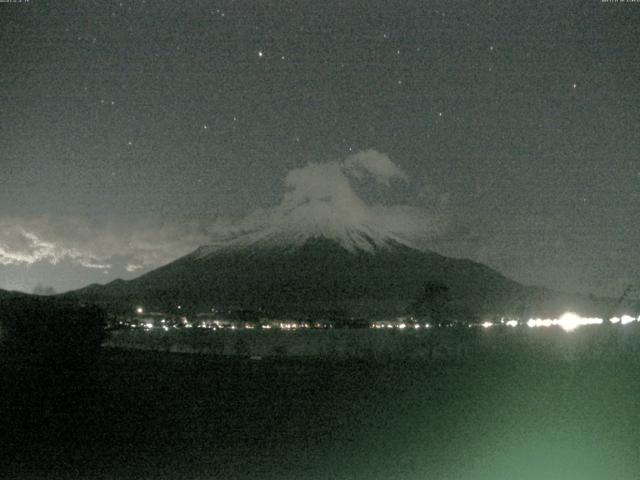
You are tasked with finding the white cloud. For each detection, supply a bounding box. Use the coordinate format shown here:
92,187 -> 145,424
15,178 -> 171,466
0,229 -> 109,268
207,149 -> 446,248
0,149 -> 449,274
0,217 -> 214,272
343,149 -> 409,185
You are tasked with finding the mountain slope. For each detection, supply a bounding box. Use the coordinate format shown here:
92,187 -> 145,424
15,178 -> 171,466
71,232 -> 569,319
66,186 -> 622,319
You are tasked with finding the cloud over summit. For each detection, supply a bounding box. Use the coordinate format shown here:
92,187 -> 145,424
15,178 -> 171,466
211,149 -> 445,248
0,150 -> 447,287
343,149 -> 409,185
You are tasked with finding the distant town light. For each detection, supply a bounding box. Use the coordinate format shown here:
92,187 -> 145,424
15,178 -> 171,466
481,321 -> 493,329
526,313 -> 603,332
621,315 -> 636,325
556,312 -> 581,332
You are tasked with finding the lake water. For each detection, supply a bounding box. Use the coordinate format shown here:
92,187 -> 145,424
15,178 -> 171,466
2,328 -> 640,479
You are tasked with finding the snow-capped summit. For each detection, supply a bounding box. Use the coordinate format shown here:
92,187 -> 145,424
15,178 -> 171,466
194,197 -> 416,257
195,157 -> 419,256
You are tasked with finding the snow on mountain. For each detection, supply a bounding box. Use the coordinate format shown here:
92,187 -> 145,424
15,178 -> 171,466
195,152 -> 430,256
194,200 -> 417,256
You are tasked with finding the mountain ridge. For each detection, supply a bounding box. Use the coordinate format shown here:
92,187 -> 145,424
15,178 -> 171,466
66,233 -> 611,320
192,222 -> 417,258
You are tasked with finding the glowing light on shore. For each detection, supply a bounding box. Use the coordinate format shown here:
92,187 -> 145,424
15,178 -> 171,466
610,317 -> 620,324
505,320 -> 518,327
556,312 -> 582,332
526,312 -> 603,332
621,315 -> 636,325
481,321 -> 493,329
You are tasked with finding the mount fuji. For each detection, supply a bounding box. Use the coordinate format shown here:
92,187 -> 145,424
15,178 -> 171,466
67,213 -> 597,320
67,153 -> 611,319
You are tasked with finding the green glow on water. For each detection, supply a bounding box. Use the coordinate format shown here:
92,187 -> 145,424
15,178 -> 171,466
4,328 -> 640,479
320,353 -> 640,480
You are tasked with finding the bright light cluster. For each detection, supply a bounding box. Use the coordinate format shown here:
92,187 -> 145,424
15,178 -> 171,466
370,322 -> 430,330
526,312 -> 603,332
278,322 -> 311,330
609,315 -> 639,325
621,315 -> 636,325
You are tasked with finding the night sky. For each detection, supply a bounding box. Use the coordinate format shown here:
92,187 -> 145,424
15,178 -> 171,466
1,0 -> 639,296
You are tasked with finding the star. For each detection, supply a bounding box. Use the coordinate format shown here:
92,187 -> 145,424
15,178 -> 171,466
572,83 -> 577,89
258,51 -> 264,57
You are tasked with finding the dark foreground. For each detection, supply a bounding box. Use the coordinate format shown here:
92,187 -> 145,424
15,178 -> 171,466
2,342 -> 640,480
